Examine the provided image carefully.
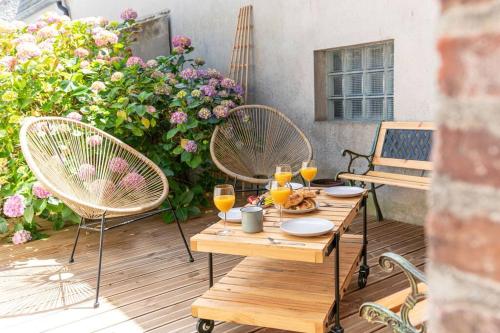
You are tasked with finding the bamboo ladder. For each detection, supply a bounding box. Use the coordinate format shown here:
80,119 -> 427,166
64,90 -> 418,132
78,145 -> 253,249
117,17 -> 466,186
228,5 -> 252,102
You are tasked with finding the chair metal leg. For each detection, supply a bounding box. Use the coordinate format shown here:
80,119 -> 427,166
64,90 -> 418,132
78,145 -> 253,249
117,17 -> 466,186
94,213 -> 106,308
370,183 -> 384,221
169,198 -> 194,262
69,217 -> 83,263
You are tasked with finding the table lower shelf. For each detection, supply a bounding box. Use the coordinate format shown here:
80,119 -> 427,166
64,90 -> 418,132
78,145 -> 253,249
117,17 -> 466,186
192,234 -> 363,333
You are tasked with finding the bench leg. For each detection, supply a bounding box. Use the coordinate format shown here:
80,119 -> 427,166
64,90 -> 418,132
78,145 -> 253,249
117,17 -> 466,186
370,183 -> 384,221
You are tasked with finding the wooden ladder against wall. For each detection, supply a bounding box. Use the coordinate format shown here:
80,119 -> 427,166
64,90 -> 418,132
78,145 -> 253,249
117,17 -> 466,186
228,5 -> 253,102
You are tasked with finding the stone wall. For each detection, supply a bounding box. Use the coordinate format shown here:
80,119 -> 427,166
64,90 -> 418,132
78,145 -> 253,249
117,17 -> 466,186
428,0 -> 500,331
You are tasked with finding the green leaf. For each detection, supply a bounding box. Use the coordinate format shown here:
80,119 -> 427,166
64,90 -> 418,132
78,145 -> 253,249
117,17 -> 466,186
37,199 -> 47,215
175,207 -> 189,221
178,190 -> 194,206
0,218 -> 8,233
14,223 -> 24,232
189,155 -> 203,168
62,206 -> 73,219
188,206 -> 201,217
181,151 -> 192,162
24,206 -> 34,224
172,145 -> 184,155
131,126 -> 144,136
166,127 -> 179,139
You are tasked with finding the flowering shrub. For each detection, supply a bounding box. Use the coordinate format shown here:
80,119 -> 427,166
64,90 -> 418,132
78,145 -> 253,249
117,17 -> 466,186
0,10 -> 242,242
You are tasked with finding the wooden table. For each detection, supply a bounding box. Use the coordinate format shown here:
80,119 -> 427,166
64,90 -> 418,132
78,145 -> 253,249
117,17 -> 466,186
190,189 -> 370,333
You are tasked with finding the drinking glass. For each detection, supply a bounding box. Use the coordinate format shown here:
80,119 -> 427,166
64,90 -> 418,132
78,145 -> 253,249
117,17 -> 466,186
213,184 -> 235,236
274,164 -> 292,187
269,180 -> 290,226
300,160 -> 317,193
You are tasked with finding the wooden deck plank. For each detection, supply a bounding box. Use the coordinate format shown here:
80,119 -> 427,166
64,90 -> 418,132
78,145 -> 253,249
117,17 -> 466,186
0,213 -> 425,333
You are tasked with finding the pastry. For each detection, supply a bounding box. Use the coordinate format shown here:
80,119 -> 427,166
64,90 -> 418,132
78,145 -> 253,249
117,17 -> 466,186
284,192 -> 303,208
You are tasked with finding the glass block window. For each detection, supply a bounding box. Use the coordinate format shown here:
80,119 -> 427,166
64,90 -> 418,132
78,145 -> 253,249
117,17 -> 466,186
326,41 -> 394,121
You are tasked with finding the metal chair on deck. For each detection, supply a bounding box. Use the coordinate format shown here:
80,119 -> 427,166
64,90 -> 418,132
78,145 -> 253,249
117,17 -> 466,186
20,117 -> 194,308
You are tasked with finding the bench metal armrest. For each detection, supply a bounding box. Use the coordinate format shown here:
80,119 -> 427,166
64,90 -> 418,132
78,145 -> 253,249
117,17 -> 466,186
360,252 -> 427,333
335,149 -> 374,180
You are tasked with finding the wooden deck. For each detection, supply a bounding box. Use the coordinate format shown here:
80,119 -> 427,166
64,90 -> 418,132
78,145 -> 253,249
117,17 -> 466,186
0,213 -> 425,333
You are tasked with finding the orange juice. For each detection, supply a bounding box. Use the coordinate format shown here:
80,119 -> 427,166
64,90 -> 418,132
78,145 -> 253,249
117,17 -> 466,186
214,195 -> 235,212
300,167 -> 317,182
274,172 -> 292,186
270,187 -> 290,205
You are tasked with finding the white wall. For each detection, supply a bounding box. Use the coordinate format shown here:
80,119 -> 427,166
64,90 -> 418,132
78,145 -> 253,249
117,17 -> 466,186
66,0 -> 439,224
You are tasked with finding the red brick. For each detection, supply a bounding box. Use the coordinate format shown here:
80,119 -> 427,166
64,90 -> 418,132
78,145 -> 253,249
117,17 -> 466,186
434,125 -> 500,187
427,210 -> 500,282
435,308 -> 500,332
440,0 -> 493,12
438,34 -> 500,97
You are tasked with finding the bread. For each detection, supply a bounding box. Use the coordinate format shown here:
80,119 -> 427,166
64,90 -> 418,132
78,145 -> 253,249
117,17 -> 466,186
297,189 -> 316,199
284,192 -> 303,208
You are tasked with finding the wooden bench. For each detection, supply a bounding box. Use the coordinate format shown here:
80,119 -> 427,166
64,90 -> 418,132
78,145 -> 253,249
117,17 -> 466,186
359,252 -> 427,333
336,121 -> 435,220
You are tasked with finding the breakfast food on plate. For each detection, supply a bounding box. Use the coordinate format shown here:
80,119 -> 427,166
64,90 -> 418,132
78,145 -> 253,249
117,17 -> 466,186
283,190 -> 317,211
297,188 -> 316,199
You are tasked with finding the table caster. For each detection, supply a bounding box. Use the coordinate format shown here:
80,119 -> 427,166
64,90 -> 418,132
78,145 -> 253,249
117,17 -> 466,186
196,319 -> 215,333
358,264 -> 370,289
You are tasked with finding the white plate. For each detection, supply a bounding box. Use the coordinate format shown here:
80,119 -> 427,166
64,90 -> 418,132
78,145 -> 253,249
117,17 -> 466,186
265,182 -> 303,190
324,186 -> 364,198
217,207 -> 242,223
282,201 -> 319,214
280,217 -> 333,237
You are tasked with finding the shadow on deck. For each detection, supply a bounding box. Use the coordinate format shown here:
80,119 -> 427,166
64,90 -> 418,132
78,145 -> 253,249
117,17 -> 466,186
0,213 -> 425,333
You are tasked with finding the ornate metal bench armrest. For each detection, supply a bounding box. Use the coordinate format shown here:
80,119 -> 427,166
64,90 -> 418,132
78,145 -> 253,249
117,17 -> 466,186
378,252 -> 427,332
359,302 -> 420,333
336,149 -> 374,179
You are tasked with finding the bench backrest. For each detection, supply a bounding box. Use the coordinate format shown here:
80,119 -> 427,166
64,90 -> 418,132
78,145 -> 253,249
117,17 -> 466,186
372,122 -> 435,171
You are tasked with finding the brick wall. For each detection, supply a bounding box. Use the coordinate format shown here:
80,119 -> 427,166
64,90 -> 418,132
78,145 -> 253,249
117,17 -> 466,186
428,0 -> 500,331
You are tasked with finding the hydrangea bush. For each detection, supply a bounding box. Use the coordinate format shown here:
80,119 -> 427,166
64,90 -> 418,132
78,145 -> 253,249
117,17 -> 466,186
0,10 -> 242,242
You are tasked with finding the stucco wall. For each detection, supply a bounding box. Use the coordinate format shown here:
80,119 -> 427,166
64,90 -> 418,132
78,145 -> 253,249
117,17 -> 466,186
65,0 -> 439,224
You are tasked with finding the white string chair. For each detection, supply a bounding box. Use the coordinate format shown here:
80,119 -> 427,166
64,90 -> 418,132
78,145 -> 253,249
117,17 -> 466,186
210,105 -> 313,186
20,116 -> 194,308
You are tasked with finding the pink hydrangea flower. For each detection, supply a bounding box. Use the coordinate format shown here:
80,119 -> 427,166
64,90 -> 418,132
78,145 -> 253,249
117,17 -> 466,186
172,46 -> 185,54
180,68 -> 198,80
121,8 -> 138,21
12,230 -> 32,245
66,112 -> 82,121
12,33 -> 36,45
184,140 -> 197,153
126,56 -> 145,68
221,78 -> 237,89
78,164 -> 96,181
37,25 -> 59,39
0,56 -> 16,71
197,108 -> 211,120
120,172 -> 145,189
27,20 -> 47,33
92,28 -> 118,47
90,81 -> 106,93
80,60 -> 90,68
207,68 -> 223,79
208,78 -> 219,87
200,85 -> 216,97
146,59 -> 158,68
109,157 -> 129,173
170,111 -> 188,124
86,135 -> 103,147
146,105 -> 156,114
110,56 -> 123,63
172,35 -> 191,49
89,179 -> 115,198
213,105 -> 229,119
74,47 -> 89,58
16,42 -> 41,61
151,70 -> 165,79
32,182 -> 51,199
3,194 -> 25,218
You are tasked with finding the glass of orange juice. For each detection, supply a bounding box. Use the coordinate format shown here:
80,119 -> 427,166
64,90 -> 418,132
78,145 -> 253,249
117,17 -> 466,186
269,180 -> 290,225
214,184 -> 235,236
300,160 -> 317,193
274,164 -> 292,187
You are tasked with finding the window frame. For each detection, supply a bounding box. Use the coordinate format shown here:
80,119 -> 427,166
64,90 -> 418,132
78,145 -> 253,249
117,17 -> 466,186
314,40 -> 394,122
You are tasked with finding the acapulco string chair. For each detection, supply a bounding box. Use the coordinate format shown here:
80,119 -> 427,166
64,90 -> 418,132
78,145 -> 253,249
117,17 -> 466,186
20,117 -> 194,308
210,105 -> 313,191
